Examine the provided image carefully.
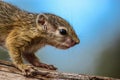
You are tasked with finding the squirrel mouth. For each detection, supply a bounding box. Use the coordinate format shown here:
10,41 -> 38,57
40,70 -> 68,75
57,45 -> 70,49
56,41 -> 77,49
48,39 -> 79,49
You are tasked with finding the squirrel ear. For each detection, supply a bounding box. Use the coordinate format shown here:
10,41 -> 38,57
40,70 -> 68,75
37,14 -> 48,25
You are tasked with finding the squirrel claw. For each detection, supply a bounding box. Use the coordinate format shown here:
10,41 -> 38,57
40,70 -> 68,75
34,63 -> 57,70
20,65 -> 37,76
19,64 -> 49,77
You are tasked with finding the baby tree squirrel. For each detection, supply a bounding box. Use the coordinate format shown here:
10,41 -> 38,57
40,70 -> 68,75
0,1 -> 80,76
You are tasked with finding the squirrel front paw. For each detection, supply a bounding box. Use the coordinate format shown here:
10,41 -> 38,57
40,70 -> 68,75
33,62 -> 57,70
17,64 -> 37,76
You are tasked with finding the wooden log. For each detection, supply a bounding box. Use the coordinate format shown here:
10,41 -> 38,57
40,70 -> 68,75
0,60 -> 119,80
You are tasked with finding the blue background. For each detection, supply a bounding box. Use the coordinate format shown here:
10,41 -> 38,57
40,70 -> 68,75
4,0 -> 120,78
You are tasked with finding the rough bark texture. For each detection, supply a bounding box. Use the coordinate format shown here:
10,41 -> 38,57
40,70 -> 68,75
0,60 -> 119,80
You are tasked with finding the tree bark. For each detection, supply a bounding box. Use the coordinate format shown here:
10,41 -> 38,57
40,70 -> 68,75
0,60 -> 119,80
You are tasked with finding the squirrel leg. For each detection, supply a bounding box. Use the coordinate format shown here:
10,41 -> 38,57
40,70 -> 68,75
5,31 -> 37,76
23,53 -> 57,70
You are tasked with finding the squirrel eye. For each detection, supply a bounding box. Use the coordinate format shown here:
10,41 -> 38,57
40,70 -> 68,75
59,29 -> 67,35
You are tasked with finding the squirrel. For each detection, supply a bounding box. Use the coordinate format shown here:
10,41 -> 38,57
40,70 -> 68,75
0,1 -> 80,76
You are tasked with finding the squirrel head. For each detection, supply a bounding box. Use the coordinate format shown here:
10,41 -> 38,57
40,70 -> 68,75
36,13 -> 80,49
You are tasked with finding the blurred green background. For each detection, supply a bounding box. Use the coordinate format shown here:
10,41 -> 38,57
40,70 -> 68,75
1,0 -> 120,78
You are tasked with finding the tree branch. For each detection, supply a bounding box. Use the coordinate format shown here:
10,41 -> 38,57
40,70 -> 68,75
0,60 -> 119,80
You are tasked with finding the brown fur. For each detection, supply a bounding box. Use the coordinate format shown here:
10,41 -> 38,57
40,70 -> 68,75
0,1 -> 80,76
